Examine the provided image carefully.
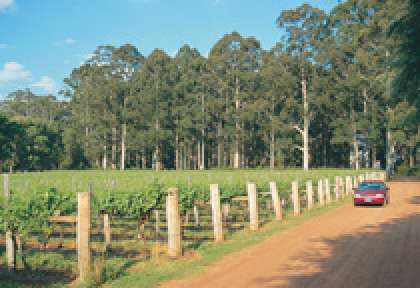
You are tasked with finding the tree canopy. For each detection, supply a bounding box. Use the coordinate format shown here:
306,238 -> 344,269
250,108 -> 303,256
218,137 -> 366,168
0,0 -> 418,173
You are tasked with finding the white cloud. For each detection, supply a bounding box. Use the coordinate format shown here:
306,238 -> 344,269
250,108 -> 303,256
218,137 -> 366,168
32,76 -> 56,93
0,0 -> 13,11
0,62 -> 31,83
64,37 -> 75,45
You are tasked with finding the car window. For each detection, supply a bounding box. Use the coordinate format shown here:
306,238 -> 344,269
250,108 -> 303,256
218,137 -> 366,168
359,182 -> 385,190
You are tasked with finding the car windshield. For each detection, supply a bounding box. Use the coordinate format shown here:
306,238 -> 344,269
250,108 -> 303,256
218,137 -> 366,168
358,182 -> 385,190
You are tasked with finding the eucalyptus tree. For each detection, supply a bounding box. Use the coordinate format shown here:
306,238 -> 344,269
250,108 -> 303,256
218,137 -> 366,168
209,32 -> 262,168
130,49 -> 176,171
390,0 -> 420,167
277,4 -> 327,170
173,45 -> 207,170
258,43 -> 297,168
63,63 -> 109,167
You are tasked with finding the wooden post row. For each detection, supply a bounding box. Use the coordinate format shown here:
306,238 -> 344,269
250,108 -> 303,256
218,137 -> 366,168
210,184 -> 224,242
77,192 -> 91,282
317,179 -> 324,206
166,187 -> 182,258
292,181 -> 300,216
269,181 -> 282,220
247,183 -> 259,231
306,180 -> 313,210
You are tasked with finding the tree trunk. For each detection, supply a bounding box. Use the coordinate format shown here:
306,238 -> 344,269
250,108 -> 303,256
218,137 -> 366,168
112,127 -> 117,170
270,127 -> 275,170
217,120 -> 223,168
200,135 -> 205,170
409,148 -> 415,168
363,88 -> 370,168
352,115 -> 359,170
386,128 -> 391,174
302,68 -> 309,171
141,149 -> 146,169
234,76 -> 240,169
155,120 -> 161,171
120,123 -> 126,171
175,132 -> 180,170
197,140 -> 201,171
102,144 -> 107,170
200,92 -> 205,170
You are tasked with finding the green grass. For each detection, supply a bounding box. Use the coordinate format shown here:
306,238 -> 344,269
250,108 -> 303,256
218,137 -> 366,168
105,198 -> 351,288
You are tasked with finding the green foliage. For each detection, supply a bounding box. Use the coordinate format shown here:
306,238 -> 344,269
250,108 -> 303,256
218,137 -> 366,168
1,187 -> 76,243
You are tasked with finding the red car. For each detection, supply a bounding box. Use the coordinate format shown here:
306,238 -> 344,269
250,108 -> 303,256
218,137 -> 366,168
354,181 -> 390,206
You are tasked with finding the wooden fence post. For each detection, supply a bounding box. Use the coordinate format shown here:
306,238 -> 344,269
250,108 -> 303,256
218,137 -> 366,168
381,172 -> 386,181
306,180 -> 313,210
317,179 -> 324,206
325,178 -> 331,204
353,176 -> 358,189
269,181 -> 282,220
193,205 -> 199,226
210,184 -> 223,242
167,187 -> 182,258
247,183 -> 259,231
103,213 -> 111,251
292,181 -> 300,216
3,174 -> 15,271
77,192 -> 91,282
335,177 -> 340,200
154,210 -> 160,235
222,203 -> 230,222
345,176 -> 352,195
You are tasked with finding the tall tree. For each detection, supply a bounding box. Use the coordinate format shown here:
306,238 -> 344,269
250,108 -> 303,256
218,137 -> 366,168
277,4 -> 327,170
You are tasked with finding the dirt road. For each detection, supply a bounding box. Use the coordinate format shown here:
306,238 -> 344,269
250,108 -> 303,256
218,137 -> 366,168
162,182 -> 420,288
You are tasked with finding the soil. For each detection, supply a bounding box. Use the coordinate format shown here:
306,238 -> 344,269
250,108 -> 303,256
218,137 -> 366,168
161,182 -> 420,288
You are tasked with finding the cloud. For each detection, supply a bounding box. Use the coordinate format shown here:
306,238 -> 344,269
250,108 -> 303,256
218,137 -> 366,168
32,76 -> 56,93
64,37 -> 75,45
0,62 -> 31,83
0,0 -> 13,11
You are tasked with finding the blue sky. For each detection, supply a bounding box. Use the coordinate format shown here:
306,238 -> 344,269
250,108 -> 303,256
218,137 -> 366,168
0,0 -> 339,98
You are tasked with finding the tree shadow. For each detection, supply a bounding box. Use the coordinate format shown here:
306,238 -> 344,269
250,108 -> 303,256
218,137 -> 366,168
250,210 -> 420,288
0,267 -> 74,287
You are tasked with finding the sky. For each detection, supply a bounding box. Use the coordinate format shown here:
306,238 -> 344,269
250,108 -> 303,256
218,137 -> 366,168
0,0 -> 339,98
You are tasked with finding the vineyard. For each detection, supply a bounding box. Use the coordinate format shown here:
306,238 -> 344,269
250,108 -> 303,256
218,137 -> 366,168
0,169 -> 379,287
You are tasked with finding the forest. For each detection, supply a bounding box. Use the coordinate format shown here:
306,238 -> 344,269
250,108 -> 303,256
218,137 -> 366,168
0,0 -> 418,173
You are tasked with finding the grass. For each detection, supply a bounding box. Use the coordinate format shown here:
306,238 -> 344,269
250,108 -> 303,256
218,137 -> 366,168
105,198 -> 351,288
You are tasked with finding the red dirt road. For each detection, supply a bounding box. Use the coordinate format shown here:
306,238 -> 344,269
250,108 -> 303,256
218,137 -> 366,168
161,182 -> 420,288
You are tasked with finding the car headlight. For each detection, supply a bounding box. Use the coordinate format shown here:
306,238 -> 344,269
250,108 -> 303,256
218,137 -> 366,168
354,194 -> 361,198
375,194 -> 385,198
